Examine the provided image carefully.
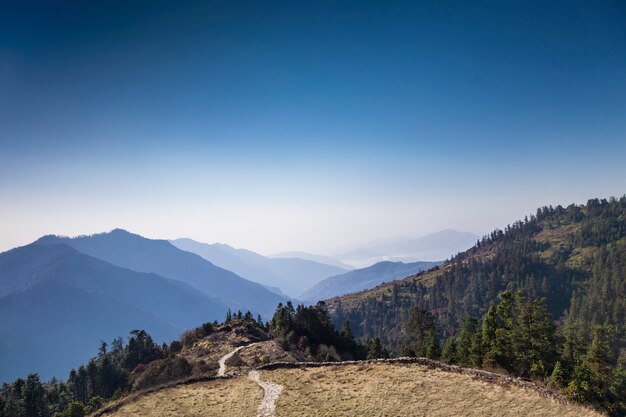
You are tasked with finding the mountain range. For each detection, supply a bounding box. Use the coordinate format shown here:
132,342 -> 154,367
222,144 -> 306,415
0,230 -> 294,381
268,251 -> 353,270
36,230 -> 287,316
170,238 -> 349,297
0,243 -> 227,381
300,260 -> 443,301
0,228 -> 477,382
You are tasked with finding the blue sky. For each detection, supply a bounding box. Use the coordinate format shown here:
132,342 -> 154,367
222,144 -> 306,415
1,1 -> 625,254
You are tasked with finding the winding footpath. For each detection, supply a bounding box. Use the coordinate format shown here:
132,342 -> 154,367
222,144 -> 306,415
247,370 -> 284,417
217,343 -> 257,377
216,342 -> 284,417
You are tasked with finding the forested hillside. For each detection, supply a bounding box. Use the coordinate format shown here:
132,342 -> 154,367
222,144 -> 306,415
329,197 -> 625,345
328,197 -> 626,414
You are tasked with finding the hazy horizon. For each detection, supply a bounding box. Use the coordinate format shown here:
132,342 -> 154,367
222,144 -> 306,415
2,1 -> 625,255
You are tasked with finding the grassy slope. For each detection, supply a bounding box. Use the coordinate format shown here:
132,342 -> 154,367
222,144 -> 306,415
98,363 -> 602,417
99,377 -> 262,417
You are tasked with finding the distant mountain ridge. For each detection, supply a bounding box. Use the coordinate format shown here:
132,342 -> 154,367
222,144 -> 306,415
333,230 -> 478,268
268,251 -> 353,270
300,260 -> 443,301
0,243 -> 226,381
36,229 -> 288,317
170,238 -> 348,297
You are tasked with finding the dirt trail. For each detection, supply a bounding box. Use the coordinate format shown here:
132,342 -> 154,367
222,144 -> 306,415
216,342 -> 284,416
248,370 -> 283,417
217,343 -> 258,377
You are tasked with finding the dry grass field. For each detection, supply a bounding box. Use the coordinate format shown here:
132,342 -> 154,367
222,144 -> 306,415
264,363 -> 602,417
98,362 -> 603,417
99,377 -> 262,417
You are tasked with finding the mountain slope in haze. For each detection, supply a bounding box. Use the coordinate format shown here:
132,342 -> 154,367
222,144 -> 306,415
300,260 -> 443,301
268,251 -> 353,270
334,230 -> 479,268
36,230 -> 287,317
170,238 -> 348,297
328,198 -> 626,353
0,243 -> 227,381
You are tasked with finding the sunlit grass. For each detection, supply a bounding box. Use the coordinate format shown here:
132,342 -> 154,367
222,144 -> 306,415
264,363 -> 602,417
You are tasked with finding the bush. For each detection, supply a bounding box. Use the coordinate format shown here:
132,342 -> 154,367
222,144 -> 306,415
54,402 -> 85,417
133,357 -> 192,390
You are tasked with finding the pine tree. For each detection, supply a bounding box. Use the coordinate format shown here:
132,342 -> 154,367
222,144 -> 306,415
366,338 -> 389,359
341,320 -> 353,339
481,305 -> 498,364
426,333 -> 441,359
441,337 -> 458,364
457,317 -> 479,366
565,365 -> 598,405
585,325 -> 616,396
98,341 -> 107,358
23,374 -> 46,417
511,294 -> 557,377
402,307 -> 439,358
549,361 -> 565,389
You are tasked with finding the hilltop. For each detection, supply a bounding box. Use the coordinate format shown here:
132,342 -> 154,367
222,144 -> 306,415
94,360 -> 602,417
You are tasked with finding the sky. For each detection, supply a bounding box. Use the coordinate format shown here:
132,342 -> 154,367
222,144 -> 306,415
1,0 -> 625,255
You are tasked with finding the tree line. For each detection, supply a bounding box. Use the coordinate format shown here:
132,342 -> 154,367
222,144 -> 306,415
397,291 -> 625,415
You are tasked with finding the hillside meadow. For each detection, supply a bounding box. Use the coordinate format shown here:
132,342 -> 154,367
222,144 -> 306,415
96,362 -> 603,417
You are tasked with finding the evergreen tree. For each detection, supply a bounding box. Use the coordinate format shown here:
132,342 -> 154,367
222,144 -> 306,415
565,365 -> 598,405
549,361 -> 566,389
457,317 -> 480,366
481,306 -> 498,361
98,341 -> 107,358
426,333 -> 441,359
341,320 -> 353,339
441,337 -> 458,364
585,325 -> 617,396
510,293 -> 557,377
23,374 -> 46,417
401,307 -> 439,358
366,337 -> 389,359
